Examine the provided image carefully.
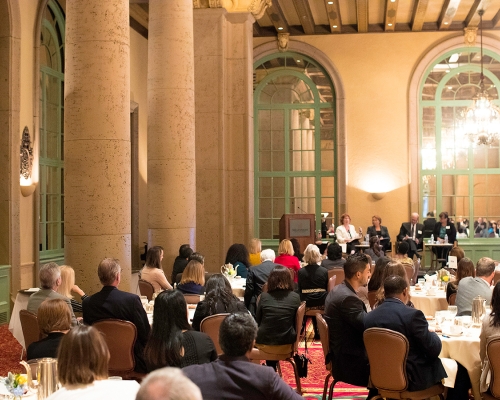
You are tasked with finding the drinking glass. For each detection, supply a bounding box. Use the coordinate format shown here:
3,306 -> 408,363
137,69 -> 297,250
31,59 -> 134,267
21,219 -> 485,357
140,295 -> 148,305
448,305 -> 458,318
462,315 -> 472,329
435,310 -> 446,327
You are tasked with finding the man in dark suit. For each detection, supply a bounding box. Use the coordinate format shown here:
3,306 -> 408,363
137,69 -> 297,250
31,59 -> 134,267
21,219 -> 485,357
183,313 -> 303,400
364,275 -> 447,391
397,212 -> 424,260
244,249 -> 279,317
423,211 -> 436,238
324,253 -> 377,398
83,258 -> 150,373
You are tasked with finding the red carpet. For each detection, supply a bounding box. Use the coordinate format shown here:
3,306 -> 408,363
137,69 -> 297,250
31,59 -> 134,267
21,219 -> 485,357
0,324 -> 24,376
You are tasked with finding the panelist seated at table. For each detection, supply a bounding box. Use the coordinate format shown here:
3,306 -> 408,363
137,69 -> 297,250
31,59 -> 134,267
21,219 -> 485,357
397,213 -> 424,260
335,213 -> 363,255
321,242 -> 346,270
456,257 -> 495,316
431,212 -> 457,266
365,275 -> 447,391
366,215 -> 391,252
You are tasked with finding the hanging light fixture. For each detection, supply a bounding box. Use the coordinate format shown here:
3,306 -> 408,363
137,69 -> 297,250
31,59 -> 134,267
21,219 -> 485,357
463,9 -> 500,146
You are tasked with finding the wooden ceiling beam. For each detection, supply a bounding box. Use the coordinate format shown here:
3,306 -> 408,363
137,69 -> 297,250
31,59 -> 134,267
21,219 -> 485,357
492,8 -> 500,28
324,0 -> 342,34
292,0 -> 316,35
356,0 -> 369,33
130,3 -> 148,30
438,0 -> 461,30
266,0 -> 290,33
464,0 -> 488,28
384,0 -> 399,32
411,0 -> 430,31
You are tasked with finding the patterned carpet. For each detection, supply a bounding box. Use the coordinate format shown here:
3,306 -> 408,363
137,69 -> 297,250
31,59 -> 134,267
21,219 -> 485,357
0,322 -> 368,399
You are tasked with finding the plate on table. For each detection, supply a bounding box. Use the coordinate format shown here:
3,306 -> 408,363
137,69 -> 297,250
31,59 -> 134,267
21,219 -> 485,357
21,288 -> 40,293
442,330 -> 462,337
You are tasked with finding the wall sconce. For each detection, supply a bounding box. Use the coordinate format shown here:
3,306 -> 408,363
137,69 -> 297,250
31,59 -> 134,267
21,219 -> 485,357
20,126 -> 36,197
371,192 -> 386,201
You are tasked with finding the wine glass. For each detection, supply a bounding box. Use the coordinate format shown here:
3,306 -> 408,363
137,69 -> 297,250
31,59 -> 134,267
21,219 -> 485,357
448,305 -> 458,318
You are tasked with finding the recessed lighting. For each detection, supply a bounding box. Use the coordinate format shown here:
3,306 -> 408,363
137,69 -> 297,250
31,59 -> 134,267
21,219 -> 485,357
448,86 -> 452,90
390,0 -> 396,2
328,1 -> 333,4
388,23 -> 393,26
444,21 -> 449,25
333,25 -> 337,28
278,27 -> 283,30
297,60 -> 301,63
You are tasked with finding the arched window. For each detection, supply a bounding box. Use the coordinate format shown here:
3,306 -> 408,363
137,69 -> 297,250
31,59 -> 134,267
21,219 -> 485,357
39,0 -> 65,262
254,53 -> 336,244
419,47 -> 500,239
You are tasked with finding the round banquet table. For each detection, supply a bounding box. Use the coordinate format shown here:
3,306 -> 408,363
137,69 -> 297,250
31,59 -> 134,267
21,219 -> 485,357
410,286 -> 449,317
229,277 -> 246,297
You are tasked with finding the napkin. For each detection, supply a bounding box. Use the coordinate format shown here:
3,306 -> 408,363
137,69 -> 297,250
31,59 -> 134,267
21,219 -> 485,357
440,357 -> 458,388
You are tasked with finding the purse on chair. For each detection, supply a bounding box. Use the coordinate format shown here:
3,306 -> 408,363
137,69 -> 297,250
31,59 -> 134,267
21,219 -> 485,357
293,352 -> 311,378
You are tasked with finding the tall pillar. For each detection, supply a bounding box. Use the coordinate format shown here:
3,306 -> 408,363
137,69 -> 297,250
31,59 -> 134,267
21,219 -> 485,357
148,0 -> 196,276
65,0 -> 131,293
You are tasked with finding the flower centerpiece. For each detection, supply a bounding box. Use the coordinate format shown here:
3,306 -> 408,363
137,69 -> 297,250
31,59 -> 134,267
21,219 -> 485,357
2,372 -> 28,398
437,268 -> 450,288
220,263 -> 237,279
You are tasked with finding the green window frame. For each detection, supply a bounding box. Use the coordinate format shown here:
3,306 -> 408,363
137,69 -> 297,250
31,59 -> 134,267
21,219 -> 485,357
419,47 -> 500,239
39,0 -> 65,262
254,52 -> 337,246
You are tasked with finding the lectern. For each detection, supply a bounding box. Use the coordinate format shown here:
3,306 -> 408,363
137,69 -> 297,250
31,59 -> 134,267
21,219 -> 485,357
279,214 -> 316,253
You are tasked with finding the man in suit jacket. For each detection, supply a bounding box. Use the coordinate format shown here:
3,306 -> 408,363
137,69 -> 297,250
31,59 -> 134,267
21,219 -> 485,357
324,253 -> 377,397
397,212 -> 424,260
244,249 -> 279,317
83,258 -> 150,373
423,211 -> 436,238
27,262 -> 77,326
183,313 -> 302,400
364,275 -> 446,391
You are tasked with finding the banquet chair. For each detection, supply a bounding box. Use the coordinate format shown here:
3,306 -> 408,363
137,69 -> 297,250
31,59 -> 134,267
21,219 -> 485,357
316,313 -> 333,400
482,336 -> 500,399
404,265 -> 415,285
138,279 -> 154,302
367,291 -> 377,309
327,275 -> 336,292
448,292 -> 456,306
199,313 -> 229,356
19,310 -> 42,352
363,327 -> 445,400
93,319 -> 143,380
249,302 -> 306,394
328,269 -> 344,287
183,294 -> 202,304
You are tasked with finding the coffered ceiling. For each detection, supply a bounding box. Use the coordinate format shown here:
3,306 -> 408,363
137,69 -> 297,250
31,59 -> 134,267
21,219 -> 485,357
130,0 -> 500,38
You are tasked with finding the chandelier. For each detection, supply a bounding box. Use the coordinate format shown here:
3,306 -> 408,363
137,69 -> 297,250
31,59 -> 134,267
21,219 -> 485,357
463,9 -> 500,146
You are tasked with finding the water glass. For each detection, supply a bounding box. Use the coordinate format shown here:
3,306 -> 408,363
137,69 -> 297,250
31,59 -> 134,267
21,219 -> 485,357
140,295 -> 148,305
435,310 -> 446,327
448,305 -> 458,318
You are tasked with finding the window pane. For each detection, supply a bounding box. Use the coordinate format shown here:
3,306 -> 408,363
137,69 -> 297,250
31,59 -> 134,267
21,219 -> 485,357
259,220 -> 272,239
422,107 -> 436,170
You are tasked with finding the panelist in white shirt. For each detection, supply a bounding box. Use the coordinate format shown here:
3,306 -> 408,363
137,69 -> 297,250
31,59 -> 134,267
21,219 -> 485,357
335,213 -> 362,254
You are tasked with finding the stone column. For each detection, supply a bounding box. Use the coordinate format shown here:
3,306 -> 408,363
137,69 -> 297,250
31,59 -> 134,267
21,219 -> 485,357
65,0 -> 131,293
148,0 -> 196,276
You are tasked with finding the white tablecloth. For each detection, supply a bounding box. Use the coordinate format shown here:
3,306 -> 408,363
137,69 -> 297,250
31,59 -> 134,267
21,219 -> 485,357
230,277 -> 246,297
439,328 -> 481,400
410,287 -> 448,317
8,291 -> 33,349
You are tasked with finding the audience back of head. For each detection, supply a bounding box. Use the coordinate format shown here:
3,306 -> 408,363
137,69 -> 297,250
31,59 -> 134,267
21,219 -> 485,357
219,313 -> 257,357
368,256 -> 391,292
260,248 -> 275,262
188,252 -> 204,265
179,260 -> 205,286
136,367 -> 202,400
267,265 -> 294,292
146,246 -> 164,269
456,257 -> 475,284
37,298 -> 71,335
179,244 -> 193,259
39,262 -> 61,289
303,244 -> 322,265
58,265 -> 76,298
476,257 -> 496,278
97,258 -> 121,286
383,275 -> 408,298
449,246 -> 465,263
326,242 -> 343,261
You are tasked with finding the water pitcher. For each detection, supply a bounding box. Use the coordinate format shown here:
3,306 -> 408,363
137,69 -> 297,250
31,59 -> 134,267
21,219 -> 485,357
472,295 -> 486,326
37,358 -> 59,399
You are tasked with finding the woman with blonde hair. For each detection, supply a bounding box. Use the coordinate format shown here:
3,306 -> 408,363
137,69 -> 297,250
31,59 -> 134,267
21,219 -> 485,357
248,238 -> 262,266
47,325 -> 139,399
59,265 -> 87,313
274,239 -> 301,283
176,260 -> 206,295
140,245 -> 173,294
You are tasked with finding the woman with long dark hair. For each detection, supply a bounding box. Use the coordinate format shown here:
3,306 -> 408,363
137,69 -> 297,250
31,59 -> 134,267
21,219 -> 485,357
367,256 -> 391,292
225,243 -> 251,279
446,257 -> 475,302
191,274 -> 247,331
144,290 -> 217,371
140,245 -> 173,294
364,236 -> 384,262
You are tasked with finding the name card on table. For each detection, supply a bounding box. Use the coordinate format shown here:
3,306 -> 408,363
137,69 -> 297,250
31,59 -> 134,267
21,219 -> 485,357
448,256 -> 457,269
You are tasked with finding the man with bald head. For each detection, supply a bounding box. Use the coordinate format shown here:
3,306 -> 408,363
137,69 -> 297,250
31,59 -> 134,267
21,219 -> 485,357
397,212 -> 424,260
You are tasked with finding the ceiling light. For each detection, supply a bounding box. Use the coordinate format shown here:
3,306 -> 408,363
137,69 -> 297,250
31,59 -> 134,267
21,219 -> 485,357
297,60 -> 301,63
278,27 -> 283,30
333,25 -> 337,28
327,1 -> 333,4
388,23 -> 393,27
444,22 -> 449,25
390,0 -> 396,2
448,86 -> 452,90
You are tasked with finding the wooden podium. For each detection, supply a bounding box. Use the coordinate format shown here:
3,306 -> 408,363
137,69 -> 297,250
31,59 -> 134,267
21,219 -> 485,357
279,214 -> 316,253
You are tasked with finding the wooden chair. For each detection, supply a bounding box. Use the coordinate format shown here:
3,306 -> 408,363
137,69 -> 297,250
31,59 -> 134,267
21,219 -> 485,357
404,265 -> 414,284
327,269 -> 344,287
249,302 -> 306,394
138,279 -> 154,302
327,275 -> 336,292
183,294 -> 202,304
199,313 -> 229,356
316,313 -> 333,400
482,336 -> 500,400
19,310 -> 42,351
448,292 -> 456,306
93,319 -> 143,380
363,327 -> 445,400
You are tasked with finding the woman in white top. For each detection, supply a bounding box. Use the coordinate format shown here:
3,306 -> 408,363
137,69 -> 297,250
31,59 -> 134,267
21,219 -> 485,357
46,325 -> 139,400
335,213 -> 362,254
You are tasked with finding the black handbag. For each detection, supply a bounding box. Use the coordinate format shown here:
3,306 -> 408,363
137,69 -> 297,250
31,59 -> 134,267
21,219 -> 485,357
293,353 -> 311,378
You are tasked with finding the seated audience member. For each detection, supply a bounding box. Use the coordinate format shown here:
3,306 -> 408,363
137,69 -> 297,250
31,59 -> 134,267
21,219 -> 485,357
83,258 -> 150,373
455,216 -> 468,236
432,211 -> 457,267
335,213 -> 362,254
456,257 -> 496,316
321,242 -> 346,270
27,262 -> 77,326
364,275 -> 447,392
256,266 -> 301,370
171,244 -> 193,284
446,257 -> 475,302
366,215 -> 391,252
59,265 -> 88,314
183,313 -> 303,400
396,212 -> 424,260
274,239 -> 301,283
135,367 -> 202,400
140,246 -> 173,294
176,260 -> 206,295
474,217 -> 487,237
298,244 -> 328,339
367,256 -> 391,293
248,238 -> 262,266
448,246 -> 465,265
27,299 -> 71,360
290,238 -> 303,262
225,243 -> 251,279
192,274 -> 247,331
144,290 -> 216,371
375,261 -> 414,308
324,253 -> 377,397
393,241 -> 415,280
480,282 -> 500,394
364,236 -> 384,263
244,249 -> 278,317
46,325 -> 139,400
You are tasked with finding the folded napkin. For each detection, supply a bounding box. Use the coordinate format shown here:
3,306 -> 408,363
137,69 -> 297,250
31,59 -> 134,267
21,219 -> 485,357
440,357 -> 458,388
